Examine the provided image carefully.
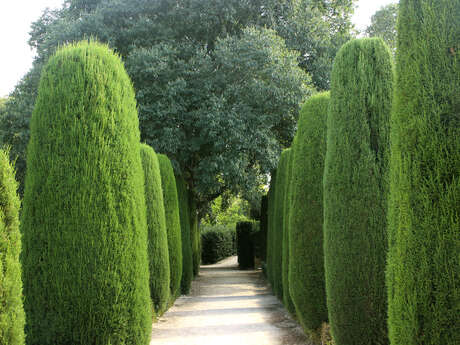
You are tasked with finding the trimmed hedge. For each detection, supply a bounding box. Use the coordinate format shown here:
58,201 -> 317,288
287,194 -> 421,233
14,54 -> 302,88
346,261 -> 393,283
289,92 -> 330,332
175,176 -> 193,294
0,149 -> 25,345
21,41 -> 151,345
323,38 -> 393,345
386,1 -> 460,344
189,196 -> 200,276
259,195 -> 268,262
157,154 -> 183,299
266,170 -> 276,284
140,144 -> 170,315
282,149 -> 295,314
201,224 -> 236,264
236,221 -> 255,269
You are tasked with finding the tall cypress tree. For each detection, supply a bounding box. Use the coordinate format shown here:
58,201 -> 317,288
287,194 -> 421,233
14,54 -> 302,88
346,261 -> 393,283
140,144 -> 170,315
387,1 -> 460,344
289,92 -> 329,333
189,195 -> 200,277
323,38 -> 393,345
21,41 -> 151,345
0,149 -> 25,345
266,170 -> 276,285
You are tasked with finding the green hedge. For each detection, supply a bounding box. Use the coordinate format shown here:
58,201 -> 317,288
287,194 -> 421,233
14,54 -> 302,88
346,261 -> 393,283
21,41 -> 151,345
289,92 -> 329,332
236,221 -> 255,269
189,196 -> 200,276
157,154 -> 183,299
175,176 -> 193,294
323,38 -> 393,345
140,144 -> 170,315
0,149 -> 25,345
386,1 -> 460,344
201,224 -> 236,264
259,195 -> 268,262
266,170 -> 276,284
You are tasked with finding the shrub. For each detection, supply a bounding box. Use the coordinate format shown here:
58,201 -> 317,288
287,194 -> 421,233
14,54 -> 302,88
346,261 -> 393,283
175,176 -> 193,294
189,196 -> 200,276
323,38 -> 393,345
21,41 -> 151,345
157,154 -> 183,299
259,195 -> 268,262
200,224 -> 236,264
140,144 -> 170,315
236,221 -> 255,269
0,149 -> 25,345
266,170 -> 277,284
386,1 -> 460,344
289,92 -> 330,332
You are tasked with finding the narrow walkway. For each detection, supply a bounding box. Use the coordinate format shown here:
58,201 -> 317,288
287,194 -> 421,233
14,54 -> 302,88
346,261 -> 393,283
150,256 -> 311,345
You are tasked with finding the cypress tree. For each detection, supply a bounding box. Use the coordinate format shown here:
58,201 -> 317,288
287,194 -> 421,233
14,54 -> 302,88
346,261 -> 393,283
157,154 -> 183,300
323,38 -> 393,345
21,41 -> 152,345
189,195 -> 200,276
140,144 -> 171,315
282,149 -> 295,314
259,194 -> 268,262
175,176 -> 193,295
289,92 -> 329,333
387,1 -> 460,344
0,149 -> 25,345
266,170 -> 276,285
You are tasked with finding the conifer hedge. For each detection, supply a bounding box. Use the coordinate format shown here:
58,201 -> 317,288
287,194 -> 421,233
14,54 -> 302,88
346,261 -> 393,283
259,194 -> 268,262
282,149 -> 295,314
323,38 -> 393,345
189,196 -> 200,276
175,176 -> 193,295
21,41 -> 152,345
387,1 -> 460,344
0,149 -> 25,345
289,92 -> 329,332
158,154 -> 183,299
140,144 -> 171,315
266,170 -> 276,284
236,221 -> 255,269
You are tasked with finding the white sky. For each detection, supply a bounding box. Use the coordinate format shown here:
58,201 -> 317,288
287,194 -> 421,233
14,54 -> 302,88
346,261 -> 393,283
0,0 -> 398,97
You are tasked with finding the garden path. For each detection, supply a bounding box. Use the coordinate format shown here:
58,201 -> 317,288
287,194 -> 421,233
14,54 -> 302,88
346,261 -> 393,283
150,256 -> 311,345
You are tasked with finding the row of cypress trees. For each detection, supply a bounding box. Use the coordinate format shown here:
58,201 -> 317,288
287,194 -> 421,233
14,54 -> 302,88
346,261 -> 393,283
266,1 -> 458,344
1,41 -> 198,345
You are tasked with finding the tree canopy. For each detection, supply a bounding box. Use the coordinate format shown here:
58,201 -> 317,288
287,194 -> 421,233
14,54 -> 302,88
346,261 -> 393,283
365,3 -> 398,52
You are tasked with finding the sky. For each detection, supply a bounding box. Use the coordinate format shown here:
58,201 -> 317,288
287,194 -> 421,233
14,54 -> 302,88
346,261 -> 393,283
0,0 -> 398,97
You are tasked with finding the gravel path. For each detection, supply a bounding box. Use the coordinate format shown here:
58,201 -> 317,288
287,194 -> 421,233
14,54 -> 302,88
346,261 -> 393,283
150,256 -> 311,345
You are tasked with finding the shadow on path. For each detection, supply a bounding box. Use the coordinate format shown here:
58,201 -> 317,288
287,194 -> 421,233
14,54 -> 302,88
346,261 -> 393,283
150,256 -> 312,345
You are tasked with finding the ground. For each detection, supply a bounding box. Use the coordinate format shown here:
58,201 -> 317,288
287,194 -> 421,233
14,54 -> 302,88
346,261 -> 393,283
150,256 -> 312,345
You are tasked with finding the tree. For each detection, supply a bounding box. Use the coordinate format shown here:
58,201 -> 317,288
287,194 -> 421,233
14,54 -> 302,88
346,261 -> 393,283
157,154 -> 183,299
386,1 -> 460,344
289,92 -> 329,333
0,149 -> 25,345
323,38 -> 393,345
21,41 -> 152,345
140,144 -> 171,315
365,3 -> 398,52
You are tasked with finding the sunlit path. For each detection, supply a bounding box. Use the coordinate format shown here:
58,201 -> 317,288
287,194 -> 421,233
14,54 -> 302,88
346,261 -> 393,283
150,256 -> 310,345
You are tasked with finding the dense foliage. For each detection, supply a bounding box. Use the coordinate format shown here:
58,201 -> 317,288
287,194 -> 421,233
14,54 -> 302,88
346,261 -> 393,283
323,38 -> 393,345
289,92 -> 329,332
200,225 -> 236,265
386,1 -> 460,344
236,221 -> 255,270
175,175 -> 193,295
259,195 -> 268,262
365,3 -> 398,52
0,149 -> 25,345
189,196 -> 200,276
266,170 -> 276,284
140,144 -> 171,315
21,41 -> 151,345
158,154 -> 183,299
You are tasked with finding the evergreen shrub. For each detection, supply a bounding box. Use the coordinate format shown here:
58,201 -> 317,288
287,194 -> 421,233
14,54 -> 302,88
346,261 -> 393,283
259,195 -> 268,262
266,170 -> 277,284
189,197 -> 201,276
21,41 -> 151,345
289,92 -> 330,332
157,154 -> 183,299
140,144 -> 170,315
0,149 -> 25,345
323,38 -> 393,345
386,1 -> 460,344
236,221 -> 255,269
200,224 -> 236,264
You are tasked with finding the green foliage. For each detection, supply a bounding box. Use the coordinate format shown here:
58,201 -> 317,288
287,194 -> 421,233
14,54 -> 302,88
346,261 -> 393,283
289,92 -> 329,332
140,144 -> 170,315
236,221 -> 255,270
189,196 -> 201,276
282,149 -> 295,314
0,149 -> 25,345
21,41 -> 151,345
175,176 -> 193,295
386,1 -> 460,344
365,3 -> 398,52
200,225 -> 236,265
202,194 -> 250,227
259,195 -> 268,262
323,38 -> 393,345
266,170 -> 276,284
157,154 -> 183,299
